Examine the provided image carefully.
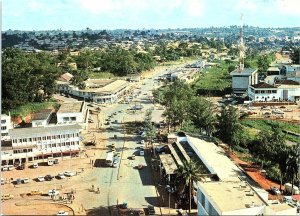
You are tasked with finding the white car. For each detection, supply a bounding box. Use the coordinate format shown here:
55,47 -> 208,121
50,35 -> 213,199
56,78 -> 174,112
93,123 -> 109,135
141,140 -> 145,144
57,173 -> 66,179
140,150 -> 145,156
63,171 -> 75,177
21,178 -> 30,184
57,210 -> 69,215
48,189 -> 60,196
37,176 -> 45,182
32,163 -> 38,169
1,178 -> 5,185
2,165 -> 9,171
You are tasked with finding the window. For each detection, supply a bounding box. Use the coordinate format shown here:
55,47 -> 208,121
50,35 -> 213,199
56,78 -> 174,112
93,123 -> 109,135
1,126 -> 7,130
63,117 -> 69,122
66,134 -> 70,138
272,90 -> 277,93
266,90 -> 272,93
22,138 -> 27,142
47,136 -> 51,140
37,137 -> 41,141
13,139 -> 17,143
56,135 -> 60,139
1,120 -> 6,124
19,139 -> 22,143
52,144 -> 56,147
57,143 -> 61,147
255,90 -> 259,93
42,137 -> 46,140
260,90 -> 265,94
52,135 -> 56,139
70,117 -> 76,121
29,138 -> 32,142
62,134 -> 66,138
66,142 -> 70,146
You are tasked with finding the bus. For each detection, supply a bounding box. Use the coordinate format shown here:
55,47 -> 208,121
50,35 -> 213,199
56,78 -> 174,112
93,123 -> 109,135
105,152 -> 114,167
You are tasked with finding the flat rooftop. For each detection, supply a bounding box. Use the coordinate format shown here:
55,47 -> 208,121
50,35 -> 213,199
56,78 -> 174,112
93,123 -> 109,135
199,181 -> 265,213
186,135 -> 241,181
9,124 -> 82,139
32,109 -> 53,121
57,102 -> 84,114
83,79 -> 129,94
159,154 -> 178,175
230,68 -> 258,76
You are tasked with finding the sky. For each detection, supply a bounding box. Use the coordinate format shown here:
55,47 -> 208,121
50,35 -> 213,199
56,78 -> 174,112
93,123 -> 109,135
2,0 -> 300,31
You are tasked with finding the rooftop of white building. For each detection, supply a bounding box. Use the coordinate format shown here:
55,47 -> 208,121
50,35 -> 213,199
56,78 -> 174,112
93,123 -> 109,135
9,124 -> 82,139
57,102 -> 84,114
186,135 -> 241,182
198,181 -> 265,213
32,109 -> 53,121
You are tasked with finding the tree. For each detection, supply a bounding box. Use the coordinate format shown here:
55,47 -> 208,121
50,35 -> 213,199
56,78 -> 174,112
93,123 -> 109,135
290,47 -> 300,64
286,144 -> 300,195
257,55 -> 271,73
217,105 -> 242,149
176,160 -> 205,213
144,109 -> 156,147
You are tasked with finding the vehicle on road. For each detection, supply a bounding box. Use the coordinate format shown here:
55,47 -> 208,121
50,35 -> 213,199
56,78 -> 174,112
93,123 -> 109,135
106,152 -> 114,167
1,178 -> 5,185
17,163 -> 26,170
56,173 -> 66,179
148,205 -> 155,215
112,156 -> 120,168
140,150 -> 145,156
48,189 -> 60,196
8,165 -> 14,171
1,194 -> 14,201
45,175 -> 54,181
21,178 -> 30,184
28,190 -> 43,196
57,210 -> 69,215
37,176 -> 45,182
64,171 -> 75,177
15,178 -> 22,185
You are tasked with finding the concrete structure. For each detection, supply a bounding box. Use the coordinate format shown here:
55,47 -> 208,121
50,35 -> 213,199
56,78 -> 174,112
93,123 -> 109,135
165,134 -> 297,216
1,113 -> 12,140
57,101 -> 88,129
230,68 -> 258,94
57,78 -> 133,104
1,124 -> 82,165
248,80 -> 300,102
32,109 -> 53,127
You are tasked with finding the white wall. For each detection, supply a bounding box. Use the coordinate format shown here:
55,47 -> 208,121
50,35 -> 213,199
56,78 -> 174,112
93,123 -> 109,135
57,112 -> 83,124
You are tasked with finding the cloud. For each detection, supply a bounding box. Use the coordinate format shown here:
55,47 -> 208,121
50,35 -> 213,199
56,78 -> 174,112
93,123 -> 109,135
234,0 -> 257,12
275,0 -> 300,16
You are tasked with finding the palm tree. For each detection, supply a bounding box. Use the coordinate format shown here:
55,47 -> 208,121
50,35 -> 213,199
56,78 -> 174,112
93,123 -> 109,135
286,144 -> 300,195
176,160 -> 205,213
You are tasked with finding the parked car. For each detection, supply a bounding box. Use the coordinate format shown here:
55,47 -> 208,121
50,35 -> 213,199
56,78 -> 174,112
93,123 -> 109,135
31,163 -> 38,169
2,165 -> 9,171
17,163 -> 26,170
21,178 -> 29,184
270,186 -> 281,195
8,165 -> 14,171
64,171 -> 75,177
45,175 -> 54,181
48,189 -> 60,196
15,178 -> 22,185
57,210 -> 69,216
1,178 -> 5,185
140,150 -> 145,156
37,176 -> 45,182
56,173 -> 66,179
28,190 -> 43,196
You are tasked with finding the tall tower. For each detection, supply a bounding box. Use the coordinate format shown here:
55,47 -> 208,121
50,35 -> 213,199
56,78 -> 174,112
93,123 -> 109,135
238,13 -> 245,72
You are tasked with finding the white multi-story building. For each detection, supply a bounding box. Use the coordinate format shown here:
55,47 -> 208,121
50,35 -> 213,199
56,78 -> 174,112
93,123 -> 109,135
230,68 -> 258,95
1,113 -> 13,140
248,80 -> 300,102
57,101 -> 89,130
1,124 -> 82,165
57,78 -> 133,104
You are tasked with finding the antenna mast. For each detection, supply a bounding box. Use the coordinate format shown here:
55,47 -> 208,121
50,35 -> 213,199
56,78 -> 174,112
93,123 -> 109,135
239,13 -> 245,72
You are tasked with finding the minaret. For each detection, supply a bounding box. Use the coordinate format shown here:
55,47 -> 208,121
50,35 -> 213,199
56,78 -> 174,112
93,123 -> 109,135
238,13 -> 245,72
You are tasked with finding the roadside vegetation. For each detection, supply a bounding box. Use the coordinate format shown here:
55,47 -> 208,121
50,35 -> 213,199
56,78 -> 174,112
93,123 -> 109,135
192,61 -> 232,96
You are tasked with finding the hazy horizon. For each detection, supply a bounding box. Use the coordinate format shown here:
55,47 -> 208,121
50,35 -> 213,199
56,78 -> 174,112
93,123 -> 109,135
3,0 -> 300,31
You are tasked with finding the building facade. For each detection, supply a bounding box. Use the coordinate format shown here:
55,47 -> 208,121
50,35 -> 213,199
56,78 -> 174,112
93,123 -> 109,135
230,68 -> 258,95
1,113 -> 12,140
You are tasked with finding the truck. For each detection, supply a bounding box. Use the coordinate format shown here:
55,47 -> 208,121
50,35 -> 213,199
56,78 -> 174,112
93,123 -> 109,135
105,152 -> 114,167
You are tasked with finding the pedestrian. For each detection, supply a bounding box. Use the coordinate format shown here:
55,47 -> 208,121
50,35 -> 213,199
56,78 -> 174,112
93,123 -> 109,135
76,171 -> 78,176
60,184 -> 63,189
92,184 -> 94,191
94,152 -> 95,156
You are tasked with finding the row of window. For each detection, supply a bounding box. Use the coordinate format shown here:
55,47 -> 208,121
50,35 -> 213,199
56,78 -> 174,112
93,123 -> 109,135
13,149 -> 33,154
250,89 -> 277,94
63,117 -> 77,121
37,141 -> 79,150
1,126 -> 7,130
1,120 -> 7,124
13,133 -> 80,143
